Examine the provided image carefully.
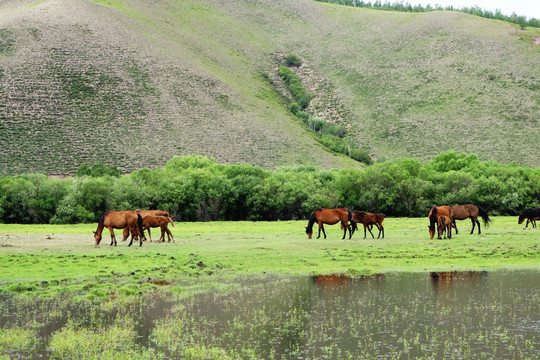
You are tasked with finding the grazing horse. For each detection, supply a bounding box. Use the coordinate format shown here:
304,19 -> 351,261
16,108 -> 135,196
437,215 -> 452,239
124,215 -> 175,243
352,211 -> 385,239
428,206 -> 454,239
94,210 -> 144,247
305,208 -> 356,239
518,207 -> 540,228
450,204 -> 491,234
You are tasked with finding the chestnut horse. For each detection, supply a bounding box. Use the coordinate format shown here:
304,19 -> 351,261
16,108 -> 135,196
437,215 -> 452,239
121,209 -> 174,241
94,210 -> 144,247
352,211 -> 385,239
305,208 -> 356,239
428,206 -> 454,239
123,215 -> 175,243
450,204 -> 491,234
518,207 -> 540,228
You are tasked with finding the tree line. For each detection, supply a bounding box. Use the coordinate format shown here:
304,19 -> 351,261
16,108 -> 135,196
316,0 -> 539,29
0,152 -> 539,224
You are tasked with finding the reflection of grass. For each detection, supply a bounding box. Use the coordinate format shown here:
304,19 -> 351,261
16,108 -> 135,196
0,217 -> 538,299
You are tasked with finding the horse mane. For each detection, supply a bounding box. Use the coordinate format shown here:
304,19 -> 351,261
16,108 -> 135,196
306,209 -> 321,234
428,206 -> 438,230
98,210 -> 112,225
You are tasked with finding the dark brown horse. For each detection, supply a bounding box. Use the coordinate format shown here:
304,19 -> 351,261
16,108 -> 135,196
450,204 -> 491,234
124,215 -> 175,243
94,210 -> 144,247
428,206 -> 454,239
437,215 -> 452,239
351,211 -> 385,239
305,208 -> 356,239
518,207 -> 540,228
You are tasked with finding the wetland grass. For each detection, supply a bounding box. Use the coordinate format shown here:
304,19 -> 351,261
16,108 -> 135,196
0,217 -> 538,358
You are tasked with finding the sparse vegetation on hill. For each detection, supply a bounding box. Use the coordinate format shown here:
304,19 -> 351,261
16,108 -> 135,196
0,0 -> 539,175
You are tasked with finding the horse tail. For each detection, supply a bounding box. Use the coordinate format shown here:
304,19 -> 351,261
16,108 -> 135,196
306,209 -> 319,234
168,216 -> 175,227
348,210 -> 358,233
477,206 -> 491,227
137,214 -> 144,237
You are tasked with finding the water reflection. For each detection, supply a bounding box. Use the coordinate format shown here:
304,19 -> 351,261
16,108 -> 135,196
1,271 -> 538,359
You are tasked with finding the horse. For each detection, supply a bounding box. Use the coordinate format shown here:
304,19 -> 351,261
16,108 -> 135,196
124,215 -> 175,243
305,208 -> 356,239
450,204 -> 491,234
518,207 -> 540,228
351,211 -> 385,239
437,215 -> 452,239
133,209 -> 174,239
428,206 -> 454,239
121,209 -> 174,241
94,210 -> 144,247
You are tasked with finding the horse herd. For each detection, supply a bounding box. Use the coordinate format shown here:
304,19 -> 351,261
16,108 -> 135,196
93,209 -> 175,247
93,205 -> 540,246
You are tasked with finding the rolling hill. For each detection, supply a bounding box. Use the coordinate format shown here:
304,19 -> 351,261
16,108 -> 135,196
0,0 -> 538,175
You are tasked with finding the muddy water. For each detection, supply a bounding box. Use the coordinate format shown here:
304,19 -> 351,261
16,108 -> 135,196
1,271 -> 538,359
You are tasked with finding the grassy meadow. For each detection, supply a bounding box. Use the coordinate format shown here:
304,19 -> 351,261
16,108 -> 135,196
0,216 -> 538,298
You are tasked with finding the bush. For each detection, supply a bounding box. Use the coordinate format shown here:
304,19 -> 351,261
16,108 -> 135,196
350,148 -> 373,165
285,54 -> 302,66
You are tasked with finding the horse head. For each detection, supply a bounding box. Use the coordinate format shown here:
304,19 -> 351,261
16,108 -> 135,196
93,231 -> 102,244
428,225 -> 435,239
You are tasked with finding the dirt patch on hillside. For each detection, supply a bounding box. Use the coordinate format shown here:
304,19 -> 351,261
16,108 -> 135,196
534,37 -> 540,45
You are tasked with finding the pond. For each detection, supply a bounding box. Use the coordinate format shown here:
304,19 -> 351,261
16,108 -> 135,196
1,271 -> 538,359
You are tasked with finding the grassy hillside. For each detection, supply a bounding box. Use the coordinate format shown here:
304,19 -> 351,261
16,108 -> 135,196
0,0 -> 538,175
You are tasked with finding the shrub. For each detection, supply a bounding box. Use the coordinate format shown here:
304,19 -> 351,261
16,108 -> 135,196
285,54 -> 302,66
350,148 -> 373,165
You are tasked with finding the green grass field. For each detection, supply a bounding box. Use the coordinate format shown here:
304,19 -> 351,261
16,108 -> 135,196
0,217 -> 538,298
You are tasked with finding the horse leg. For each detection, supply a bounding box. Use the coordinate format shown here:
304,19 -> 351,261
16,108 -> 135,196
448,223 -> 452,239
476,219 -> 481,234
377,224 -> 382,239
321,224 -> 327,239
469,217 -> 476,234
166,228 -> 175,243
128,224 -> 135,247
381,224 -> 384,239
367,224 -> 375,239
453,219 -> 458,234
341,221 -> 350,239
122,227 -> 129,241
147,228 -> 153,242
108,227 -> 116,246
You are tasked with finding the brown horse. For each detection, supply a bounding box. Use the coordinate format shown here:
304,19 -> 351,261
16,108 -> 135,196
124,215 -> 175,243
122,209 -> 174,241
351,211 -> 385,239
94,210 -> 144,247
437,215 -> 452,239
518,207 -> 540,228
450,204 -> 491,234
428,206 -> 454,239
305,208 -> 356,239
134,209 -> 174,239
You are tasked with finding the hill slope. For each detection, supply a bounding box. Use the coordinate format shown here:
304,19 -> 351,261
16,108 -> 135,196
0,0 -> 538,175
